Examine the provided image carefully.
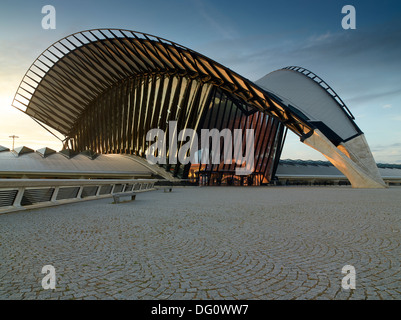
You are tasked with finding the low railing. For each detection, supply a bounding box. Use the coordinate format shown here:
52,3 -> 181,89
0,178 -> 157,214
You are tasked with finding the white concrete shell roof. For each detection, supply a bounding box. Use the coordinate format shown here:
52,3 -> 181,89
255,66 -> 361,144
0,147 -> 156,178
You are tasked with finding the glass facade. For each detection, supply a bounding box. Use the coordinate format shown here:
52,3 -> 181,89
69,74 -> 285,183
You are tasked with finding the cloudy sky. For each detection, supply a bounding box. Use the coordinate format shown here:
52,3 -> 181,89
0,0 -> 400,163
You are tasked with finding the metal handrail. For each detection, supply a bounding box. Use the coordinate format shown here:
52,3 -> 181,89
0,178 -> 158,214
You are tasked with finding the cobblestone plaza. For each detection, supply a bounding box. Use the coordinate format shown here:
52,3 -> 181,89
1,186 -> 400,300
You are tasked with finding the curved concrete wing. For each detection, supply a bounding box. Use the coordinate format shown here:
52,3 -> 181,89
256,67 -> 360,142
256,67 -> 386,188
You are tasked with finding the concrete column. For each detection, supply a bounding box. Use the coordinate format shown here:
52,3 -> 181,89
303,130 -> 386,189
13,187 -> 25,207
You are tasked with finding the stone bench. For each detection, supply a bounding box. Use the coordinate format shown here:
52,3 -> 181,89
112,192 -> 136,204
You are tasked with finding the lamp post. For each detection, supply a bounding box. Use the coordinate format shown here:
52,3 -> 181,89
9,135 -> 19,150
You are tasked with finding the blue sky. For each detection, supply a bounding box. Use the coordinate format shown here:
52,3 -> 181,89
0,0 -> 400,163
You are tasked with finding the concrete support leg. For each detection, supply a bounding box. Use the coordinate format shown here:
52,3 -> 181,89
303,130 -> 386,189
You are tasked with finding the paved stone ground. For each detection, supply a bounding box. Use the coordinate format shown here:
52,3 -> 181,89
1,186 -> 400,300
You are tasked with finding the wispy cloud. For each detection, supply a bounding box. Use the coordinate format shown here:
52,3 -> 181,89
190,0 -> 238,40
346,88 -> 401,104
371,143 -> 401,164
372,142 -> 401,151
214,18 -> 401,78
304,31 -> 333,48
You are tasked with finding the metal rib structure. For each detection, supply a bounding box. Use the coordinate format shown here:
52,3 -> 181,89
12,29 -> 385,187
12,29 -> 312,139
